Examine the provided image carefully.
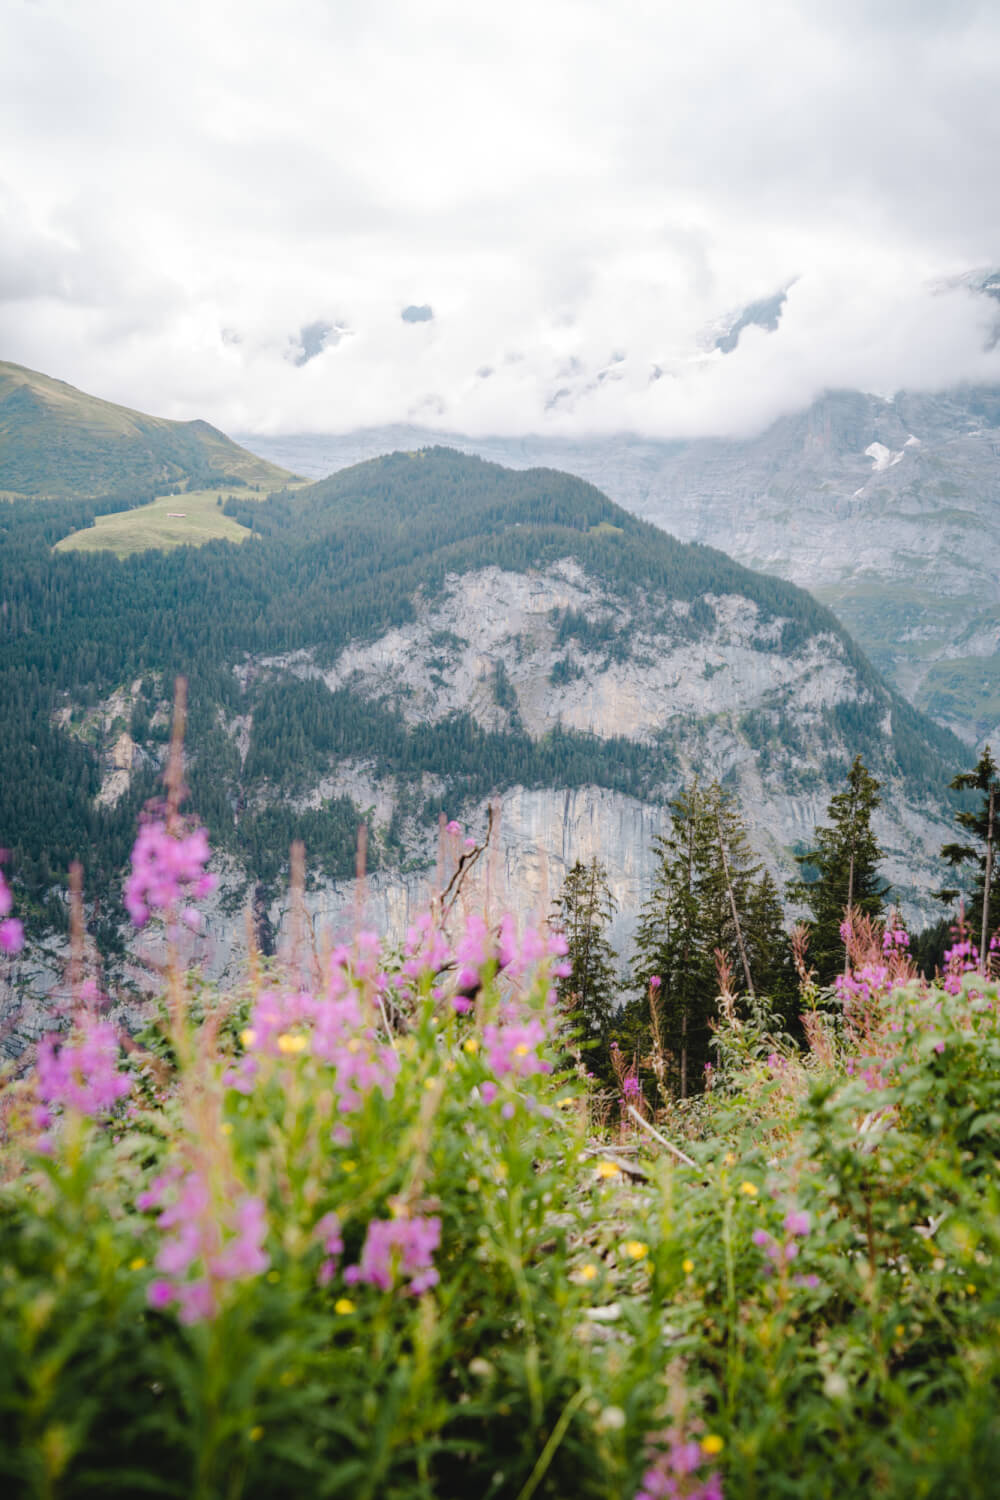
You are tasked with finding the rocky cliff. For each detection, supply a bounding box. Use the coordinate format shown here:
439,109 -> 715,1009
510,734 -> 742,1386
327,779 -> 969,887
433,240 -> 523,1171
242,385 -> 1000,745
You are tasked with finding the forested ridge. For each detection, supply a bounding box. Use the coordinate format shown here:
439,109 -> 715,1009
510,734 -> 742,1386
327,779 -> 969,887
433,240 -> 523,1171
0,446 -> 968,938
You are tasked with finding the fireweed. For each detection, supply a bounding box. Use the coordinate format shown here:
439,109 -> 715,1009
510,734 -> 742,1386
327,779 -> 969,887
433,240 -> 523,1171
3,816 -> 1000,1497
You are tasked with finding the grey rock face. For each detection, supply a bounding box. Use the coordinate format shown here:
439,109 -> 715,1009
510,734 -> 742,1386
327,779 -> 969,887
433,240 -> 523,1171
240,384 -> 1000,745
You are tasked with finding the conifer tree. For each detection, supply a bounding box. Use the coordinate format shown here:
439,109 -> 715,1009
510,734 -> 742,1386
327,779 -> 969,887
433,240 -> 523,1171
788,755 -> 886,984
632,780 -> 779,1097
938,744 -> 1000,967
552,857 -> 619,1060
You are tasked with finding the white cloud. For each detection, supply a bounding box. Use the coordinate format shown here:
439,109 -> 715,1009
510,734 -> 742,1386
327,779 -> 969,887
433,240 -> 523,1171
1,0 -> 999,437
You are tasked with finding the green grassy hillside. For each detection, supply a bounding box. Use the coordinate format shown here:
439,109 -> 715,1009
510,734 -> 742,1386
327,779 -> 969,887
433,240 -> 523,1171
54,487 -> 258,557
0,361 -> 295,498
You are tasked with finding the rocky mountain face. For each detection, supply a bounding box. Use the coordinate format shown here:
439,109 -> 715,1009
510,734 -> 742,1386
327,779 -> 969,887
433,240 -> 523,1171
239,554 -> 955,924
241,383 -> 1000,746
0,447 -> 968,1054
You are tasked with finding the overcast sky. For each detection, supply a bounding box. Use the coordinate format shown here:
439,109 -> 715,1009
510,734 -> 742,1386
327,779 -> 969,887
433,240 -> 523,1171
2,0 -> 1000,438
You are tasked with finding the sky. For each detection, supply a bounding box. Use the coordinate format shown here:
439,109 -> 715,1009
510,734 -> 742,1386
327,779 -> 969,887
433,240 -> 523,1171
2,0 -> 1000,439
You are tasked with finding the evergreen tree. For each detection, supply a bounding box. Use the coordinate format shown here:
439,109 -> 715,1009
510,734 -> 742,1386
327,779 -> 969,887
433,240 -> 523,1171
788,755 -> 886,984
551,858 -> 619,1067
938,744 -> 1000,965
743,871 -> 797,1021
632,780 -> 778,1098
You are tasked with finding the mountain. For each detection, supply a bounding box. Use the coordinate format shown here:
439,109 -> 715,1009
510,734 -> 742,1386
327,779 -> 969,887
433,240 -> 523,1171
0,445 -> 968,1052
0,360 -> 294,498
240,383 -> 1000,744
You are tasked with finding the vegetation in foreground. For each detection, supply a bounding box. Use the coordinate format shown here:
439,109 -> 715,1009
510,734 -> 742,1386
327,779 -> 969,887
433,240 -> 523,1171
2,727 -> 1000,1498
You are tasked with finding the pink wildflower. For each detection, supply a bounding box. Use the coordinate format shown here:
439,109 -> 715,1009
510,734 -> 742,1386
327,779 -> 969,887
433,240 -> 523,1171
142,1168 -> 270,1321
345,1213 -> 441,1295
0,865 -> 23,954
125,815 -> 216,928
36,1017 -> 130,1118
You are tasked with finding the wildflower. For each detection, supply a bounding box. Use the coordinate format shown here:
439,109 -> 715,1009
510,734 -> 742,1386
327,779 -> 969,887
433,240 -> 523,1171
597,1406 -> 626,1432
739,1181 -> 758,1198
124,815 -> 216,928
463,1037 -> 479,1054
345,1214 -> 441,1294
276,1033 -> 307,1054
596,1160 -> 620,1179
249,1426 -> 264,1442
130,1257 -> 147,1271
37,1017 -> 131,1120
636,1425 -> 724,1500
0,865 -> 23,955
445,819 -> 462,836
141,1170 -> 269,1320
783,1210 -> 811,1237
334,1298 -> 355,1315
577,1264 -> 599,1281
623,1240 -> 648,1260
483,1017 -> 551,1079
648,974 -> 662,990
0,917 -> 23,955
682,1258 -> 694,1274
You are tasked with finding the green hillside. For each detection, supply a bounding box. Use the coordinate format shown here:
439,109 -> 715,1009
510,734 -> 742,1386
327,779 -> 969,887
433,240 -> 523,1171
54,487 -> 258,558
0,446 -> 968,939
0,361 -> 295,498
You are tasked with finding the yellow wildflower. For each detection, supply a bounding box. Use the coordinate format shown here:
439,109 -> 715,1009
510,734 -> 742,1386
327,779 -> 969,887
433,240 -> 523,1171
249,1426 -> 264,1442
463,1038 -> 479,1054
682,1258 -> 695,1275
129,1257 -> 146,1271
623,1240 -> 648,1260
578,1264 -> 598,1282
240,1028 -> 256,1048
596,1160 -> 620,1179
334,1298 -> 355,1315
342,1160 -> 357,1173
701,1435 -> 724,1456
739,1181 -> 758,1197
277,1033 -> 307,1055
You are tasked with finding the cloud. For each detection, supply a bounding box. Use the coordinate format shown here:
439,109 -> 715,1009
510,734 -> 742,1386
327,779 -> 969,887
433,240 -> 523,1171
1,0 -> 999,438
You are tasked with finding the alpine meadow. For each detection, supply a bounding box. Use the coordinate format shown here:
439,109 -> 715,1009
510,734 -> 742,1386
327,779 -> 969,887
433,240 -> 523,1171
4,3 -> 1000,1497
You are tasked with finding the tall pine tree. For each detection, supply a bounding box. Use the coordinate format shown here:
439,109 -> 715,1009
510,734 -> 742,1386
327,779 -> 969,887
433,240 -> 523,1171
551,858 -> 619,1067
938,744 -> 1000,966
632,780 -> 783,1097
788,755 -> 886,984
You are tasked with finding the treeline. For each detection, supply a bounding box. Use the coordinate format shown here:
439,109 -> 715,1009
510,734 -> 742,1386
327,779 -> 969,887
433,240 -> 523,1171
0,446 -> 969,936
554,748 -> 1000,1098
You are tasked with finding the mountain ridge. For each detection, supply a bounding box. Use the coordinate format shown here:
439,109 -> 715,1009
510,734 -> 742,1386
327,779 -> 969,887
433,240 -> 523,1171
0,359 -> 296,498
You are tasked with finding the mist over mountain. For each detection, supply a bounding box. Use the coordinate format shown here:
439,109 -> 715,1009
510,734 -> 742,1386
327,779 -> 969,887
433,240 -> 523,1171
1,410 -> 971,1049
241,376 -> 1000,748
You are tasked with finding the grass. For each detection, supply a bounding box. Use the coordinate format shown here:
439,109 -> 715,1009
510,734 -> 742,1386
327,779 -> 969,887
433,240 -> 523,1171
0,359 -> 296,497
55,489 -> 259,558
916,654 -> 1000,725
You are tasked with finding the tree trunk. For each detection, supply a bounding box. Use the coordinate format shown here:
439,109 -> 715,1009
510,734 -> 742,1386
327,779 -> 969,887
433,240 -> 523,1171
981,784 -> 995,975
716,812 -> 755,998
843,848 -> 855,977
680,1005 -> 687,1101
